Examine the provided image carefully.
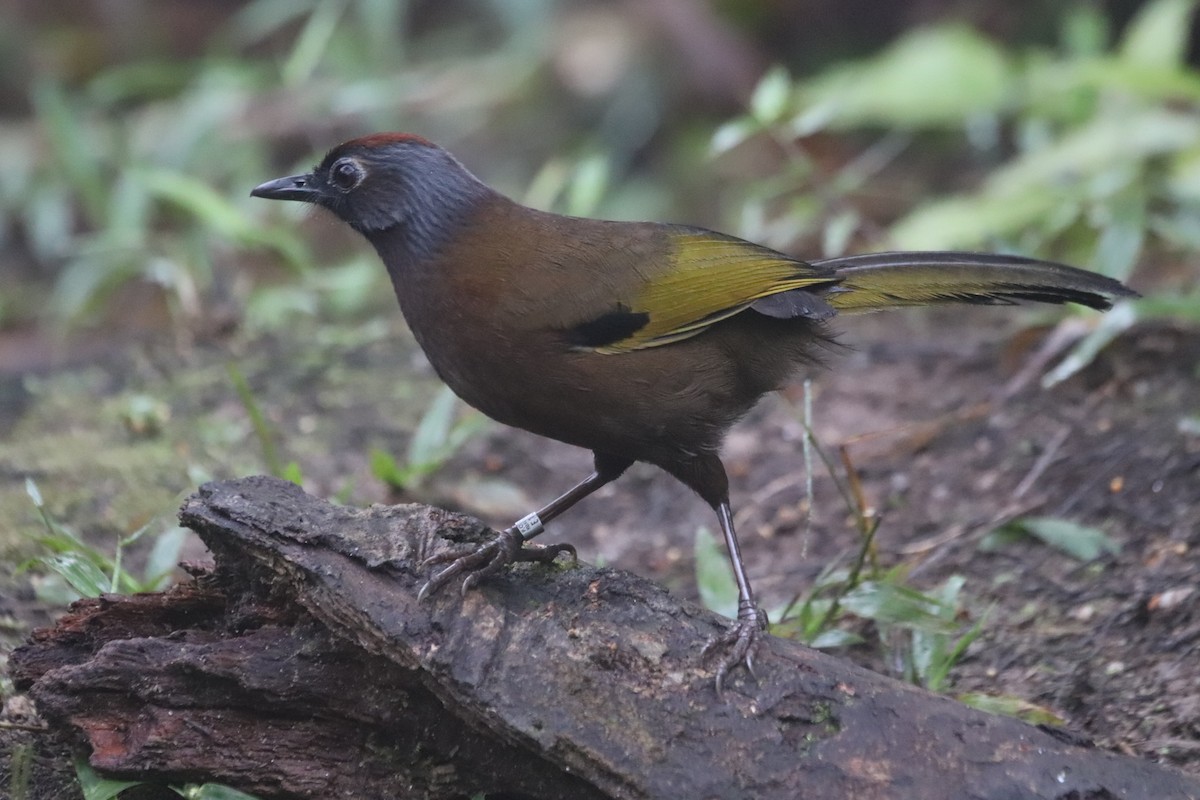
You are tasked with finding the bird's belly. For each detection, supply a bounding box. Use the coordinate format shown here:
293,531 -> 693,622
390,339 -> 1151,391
423,335 -> 756,463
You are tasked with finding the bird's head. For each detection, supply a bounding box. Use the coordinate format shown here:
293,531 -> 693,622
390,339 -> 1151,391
252,133 -> 489,254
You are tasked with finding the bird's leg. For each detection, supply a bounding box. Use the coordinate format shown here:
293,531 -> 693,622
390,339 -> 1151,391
662,453 -> 768,694
418,453 -> 632,600
702,500 -> 768,695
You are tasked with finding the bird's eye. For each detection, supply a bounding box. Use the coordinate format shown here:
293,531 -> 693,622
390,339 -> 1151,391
329,158 -> 364,192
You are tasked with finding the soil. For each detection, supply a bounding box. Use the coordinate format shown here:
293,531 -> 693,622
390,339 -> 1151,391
1,304 -> 1198,792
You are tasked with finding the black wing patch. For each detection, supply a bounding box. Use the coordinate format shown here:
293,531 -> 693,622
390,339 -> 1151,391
565,306 -> 651,349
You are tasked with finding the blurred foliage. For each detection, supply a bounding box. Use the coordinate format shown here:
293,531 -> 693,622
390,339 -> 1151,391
713,0 -> 1200,381
226,361 -> 304,482
370,383 -> 489,491
715,0 -> 1200,270
9,71 -> 306,326
984,515 -> 1122,561
0,0 -> 674,332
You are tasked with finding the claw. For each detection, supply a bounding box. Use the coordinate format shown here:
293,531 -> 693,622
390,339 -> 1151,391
417,527 -> 575,600
703,605 -> 768,697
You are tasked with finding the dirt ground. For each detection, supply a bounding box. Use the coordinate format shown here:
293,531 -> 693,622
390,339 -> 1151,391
2,304 -> 1198,792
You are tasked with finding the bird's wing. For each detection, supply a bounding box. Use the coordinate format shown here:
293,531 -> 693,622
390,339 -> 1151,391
581,230 -> 835,354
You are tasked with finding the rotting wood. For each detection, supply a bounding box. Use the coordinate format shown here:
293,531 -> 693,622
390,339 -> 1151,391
11,475 -> 1200,799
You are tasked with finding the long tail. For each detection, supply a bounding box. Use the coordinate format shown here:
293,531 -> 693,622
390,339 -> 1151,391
810,251 -> 1137,313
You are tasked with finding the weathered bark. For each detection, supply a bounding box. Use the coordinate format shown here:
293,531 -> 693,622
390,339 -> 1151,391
11,476 -> 1200,799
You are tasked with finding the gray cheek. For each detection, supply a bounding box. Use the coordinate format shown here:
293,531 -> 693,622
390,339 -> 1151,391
349,196 -> 407,233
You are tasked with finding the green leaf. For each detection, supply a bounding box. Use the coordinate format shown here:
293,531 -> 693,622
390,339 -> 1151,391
139,169 -> 245,236
1152,208 -> 1200,250
808,628 -> 864,649
50,249 -> 143,323
106,171 -> 151,246
174,783 -> 265,800
32,81 -> 107,225
927,574 -> 967,611
891,109 -> 1200,250
955,692 -> 1066,726
369,447 -> 406,488
838,581 -> 958,632
1041,301 -> 1138,388
24,183 -> 76,261
694,526 -> 739,619
889,188 -> 1065,250
26,480 -> 97,557
1060,4 -> 1110,57
822,209 -> 860,257
1165,148 -> 1200,202
25,477 -> 43,508
523,157 -> 572,210
313,257 -> 386,318
283,0 -> 348,87
76,760 -> 144,800
446,412 -> 489,453
750,66 -> 792,124
228,0 -> 316,47
991,110 -> 1200,198
407,385 -> 459,471
138,168 -> 307,267
1026,57 -> 1200,108
1089,185 -> 1146,280
711,117 -> 760,155
119,519 -> 158,549
144,527 -> 191,588
1131,290 -> 1200,323
1120,0 -> 1198,69
566,153 -> 610,218
88,60 -> 196,106
37,554 -> 111,598
797,25 -> 1011,129
244,285 -> 319,330
370,386 -> 486,491
978,526 -> 1025,551
227,363 -> 283,477
281,461 -> 305,486
1000,517 -> 1121,561
913,607 -> 986,692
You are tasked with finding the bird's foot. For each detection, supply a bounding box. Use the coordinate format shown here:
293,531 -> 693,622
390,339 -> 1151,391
702,601 -> 769,696
417,525 -> 576,601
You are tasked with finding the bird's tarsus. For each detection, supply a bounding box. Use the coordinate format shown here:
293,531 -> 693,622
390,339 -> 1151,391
417,526 -> 576,600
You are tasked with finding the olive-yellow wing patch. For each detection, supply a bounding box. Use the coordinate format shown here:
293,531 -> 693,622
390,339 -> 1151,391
586,232 -> 835,354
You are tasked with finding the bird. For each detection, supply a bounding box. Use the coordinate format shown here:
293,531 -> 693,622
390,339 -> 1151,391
251,132 -> 1137,692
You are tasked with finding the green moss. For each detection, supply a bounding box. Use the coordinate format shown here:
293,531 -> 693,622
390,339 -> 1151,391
0,319 -> 441,567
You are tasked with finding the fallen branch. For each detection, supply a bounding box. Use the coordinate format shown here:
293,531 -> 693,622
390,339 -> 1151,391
11,476 -> 1200,799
